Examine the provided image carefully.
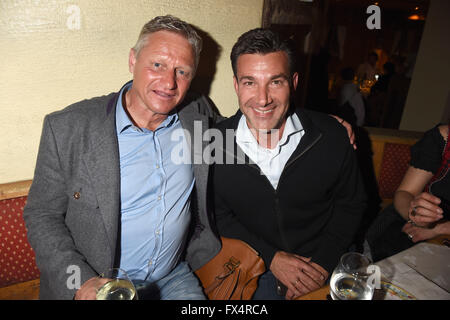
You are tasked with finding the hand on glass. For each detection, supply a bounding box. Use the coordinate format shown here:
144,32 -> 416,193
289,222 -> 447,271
408,192 -> 443,227
270,251 -> 328,300
74,276 -> 110,300
75,268 -> 137,300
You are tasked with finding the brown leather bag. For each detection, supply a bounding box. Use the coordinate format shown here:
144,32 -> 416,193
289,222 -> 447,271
195,237 -> 265,300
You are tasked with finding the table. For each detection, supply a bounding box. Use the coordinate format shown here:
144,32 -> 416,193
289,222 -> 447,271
297,285 -> 331,300
298,236 -> 450,300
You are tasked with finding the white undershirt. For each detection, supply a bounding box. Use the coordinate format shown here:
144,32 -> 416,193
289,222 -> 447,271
236,113 -> 304,189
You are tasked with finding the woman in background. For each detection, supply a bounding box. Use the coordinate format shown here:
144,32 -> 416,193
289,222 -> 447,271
367,123 -> 450,261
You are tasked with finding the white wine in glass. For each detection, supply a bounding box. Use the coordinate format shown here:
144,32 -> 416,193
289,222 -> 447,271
330,252 -> 375,300
96,268 -> 138,300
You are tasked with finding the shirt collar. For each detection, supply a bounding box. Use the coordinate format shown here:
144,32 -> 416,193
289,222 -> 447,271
116,82 -> 133,134
236,112 -> 304,148
278,112 -> 303,147
116,81 -> 178,134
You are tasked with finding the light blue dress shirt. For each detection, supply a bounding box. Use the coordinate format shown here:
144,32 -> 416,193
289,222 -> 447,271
115,82 -> 194,282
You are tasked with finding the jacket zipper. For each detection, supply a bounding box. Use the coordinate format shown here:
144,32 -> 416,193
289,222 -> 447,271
275,132 -> 323,193
238,132 -> 323,252
241,132 -> 323,189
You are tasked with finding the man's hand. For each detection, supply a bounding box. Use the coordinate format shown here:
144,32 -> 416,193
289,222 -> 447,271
330,115 -> 356,150
270,251 -> 329,300
74,276 -> 110,300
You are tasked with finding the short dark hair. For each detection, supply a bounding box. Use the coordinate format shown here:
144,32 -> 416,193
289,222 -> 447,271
230,28 -> 297,78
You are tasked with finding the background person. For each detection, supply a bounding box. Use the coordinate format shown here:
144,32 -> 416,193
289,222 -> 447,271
337,67 -> 365,127
356,51 -> 381,82
367,123 -> 450,261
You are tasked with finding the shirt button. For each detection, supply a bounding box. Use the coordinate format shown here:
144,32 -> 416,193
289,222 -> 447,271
155,230 -> 160,236
158,196 -> 162,201
156,164 -> 160,169
148,260 -> 153,266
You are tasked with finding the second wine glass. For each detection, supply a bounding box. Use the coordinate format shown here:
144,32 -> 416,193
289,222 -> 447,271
329,252 -> 375,300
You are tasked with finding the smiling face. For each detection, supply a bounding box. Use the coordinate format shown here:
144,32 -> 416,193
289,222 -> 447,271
234,51 -> 298,137
127,30 -> 195,129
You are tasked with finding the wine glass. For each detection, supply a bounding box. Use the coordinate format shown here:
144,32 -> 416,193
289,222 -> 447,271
96,268 -> 138,300
329,252 -> 375,300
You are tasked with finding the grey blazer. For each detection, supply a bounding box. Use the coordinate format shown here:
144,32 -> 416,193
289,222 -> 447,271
23,82 -> 221,299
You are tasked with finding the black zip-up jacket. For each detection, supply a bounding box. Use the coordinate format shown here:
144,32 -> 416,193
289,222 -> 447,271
212,108 -> 367,273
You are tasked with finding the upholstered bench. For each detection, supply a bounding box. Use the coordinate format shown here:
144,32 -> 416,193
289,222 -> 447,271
0,180 -> 39,299
366,127 -> 423,206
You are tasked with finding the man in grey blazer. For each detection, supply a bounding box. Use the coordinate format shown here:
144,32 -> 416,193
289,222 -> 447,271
23,15 -> 221,300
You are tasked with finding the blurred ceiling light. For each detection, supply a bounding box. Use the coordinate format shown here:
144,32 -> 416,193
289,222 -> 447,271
408,5 -> 425,21
408,14 -> 425,20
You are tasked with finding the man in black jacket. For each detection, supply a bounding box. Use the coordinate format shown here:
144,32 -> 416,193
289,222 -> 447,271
212,28 -> 367,300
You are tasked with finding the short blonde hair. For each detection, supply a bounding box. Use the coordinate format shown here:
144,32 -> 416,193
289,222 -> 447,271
133,15 -> 202,70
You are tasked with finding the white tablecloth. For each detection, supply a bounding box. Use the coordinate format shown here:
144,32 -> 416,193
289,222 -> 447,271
375,243 -> 450,300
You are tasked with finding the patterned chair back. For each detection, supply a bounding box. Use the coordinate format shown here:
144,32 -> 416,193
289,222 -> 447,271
377,143 -> 412,200
0,196 -> 40,287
